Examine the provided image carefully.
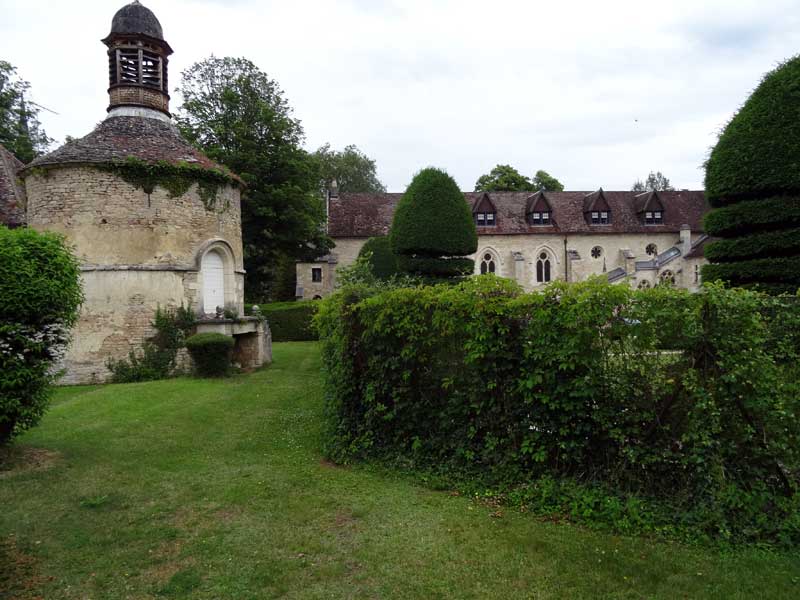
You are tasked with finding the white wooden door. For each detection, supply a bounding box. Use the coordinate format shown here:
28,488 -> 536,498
202,251 -> 225,314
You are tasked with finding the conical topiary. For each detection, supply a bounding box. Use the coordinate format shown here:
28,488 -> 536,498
702,56 -> 800,294
390,167 -> 477,278
358,236 -> 399,280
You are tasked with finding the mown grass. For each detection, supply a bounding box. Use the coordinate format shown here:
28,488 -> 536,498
1,342 -> 798,599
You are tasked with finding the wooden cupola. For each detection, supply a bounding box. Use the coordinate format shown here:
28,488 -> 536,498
102,1 -> 173,116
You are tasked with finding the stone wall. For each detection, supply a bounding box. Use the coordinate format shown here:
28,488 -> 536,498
25,167 -> 243,270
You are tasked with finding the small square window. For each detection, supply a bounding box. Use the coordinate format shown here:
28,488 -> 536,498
533,212 -> 540,220
542,212 -> 550,222
486,213 -> 495,224
312,267 -> 322,283
476,213 -> 485,224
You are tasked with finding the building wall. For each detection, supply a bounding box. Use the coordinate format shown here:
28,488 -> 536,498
25,166 -> 247,383
296,232 -> 707,298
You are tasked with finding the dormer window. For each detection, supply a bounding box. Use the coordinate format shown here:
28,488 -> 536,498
591,211 -> 610,225
645,210 -> 663,225
473,193 -> 497,227
475,211 -> 496,226
526,192 -> 554,227
584,189 -> 611,225
531,211 -> 551,225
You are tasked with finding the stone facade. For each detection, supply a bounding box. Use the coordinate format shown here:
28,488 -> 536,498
297,190 -> 710,297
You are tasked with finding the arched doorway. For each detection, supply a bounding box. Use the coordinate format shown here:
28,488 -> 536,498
202,250 -> 225,314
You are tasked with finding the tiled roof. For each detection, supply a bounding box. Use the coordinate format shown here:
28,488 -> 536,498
22,116 -> 240,183
328,190 -> 709,237
0,144 -> 26,227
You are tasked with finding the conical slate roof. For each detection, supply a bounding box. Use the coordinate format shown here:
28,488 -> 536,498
108,1 -> 164,41
22,116 -> 241,184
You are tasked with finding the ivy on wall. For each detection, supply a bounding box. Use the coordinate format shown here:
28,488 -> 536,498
99,156 -> 238,211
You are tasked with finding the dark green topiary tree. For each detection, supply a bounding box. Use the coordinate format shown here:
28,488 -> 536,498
702,56 -> 800,294
390,168 -> 477,278
0,227 -> 83,445
358,236 -> 399,280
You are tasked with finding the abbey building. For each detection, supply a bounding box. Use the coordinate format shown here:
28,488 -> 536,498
296,188 -> 710,298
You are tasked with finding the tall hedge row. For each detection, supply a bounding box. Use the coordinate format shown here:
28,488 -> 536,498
390,167 -> 477,278
0,227 -> 83,445
260,301 -> 319,341
703,56 -> 800,293
316,277 -> 800,545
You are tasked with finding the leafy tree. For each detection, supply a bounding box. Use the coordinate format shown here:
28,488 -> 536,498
313,143 -> 386,194
703,56 -> 800,294
392,168 -> 477,278
632,171 -> 674,192
532,169 -> 564,192
175,56 -> 332,299
358,236 -> 398,280
1,227 -> 82,445
475,164 -> 534,192
0,60 -> 52,163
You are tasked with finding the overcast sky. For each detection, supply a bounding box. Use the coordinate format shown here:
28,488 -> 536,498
2,0 -> 799,192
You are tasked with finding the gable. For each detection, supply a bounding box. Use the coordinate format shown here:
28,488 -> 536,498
472,193 -> 496,213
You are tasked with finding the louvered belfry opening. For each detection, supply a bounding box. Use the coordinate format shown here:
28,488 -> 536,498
102,2 -> 174,116
108,44 -> 166,90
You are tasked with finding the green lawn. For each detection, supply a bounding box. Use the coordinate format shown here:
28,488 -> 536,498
1,342 -> 798,599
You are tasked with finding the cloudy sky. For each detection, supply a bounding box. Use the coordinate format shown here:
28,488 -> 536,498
2,0 -> 799,191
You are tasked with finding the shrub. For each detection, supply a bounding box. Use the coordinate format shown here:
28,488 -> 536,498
261,301 -> 319,341
702,56 -> 800,292
358,236 -> 398,280
0,226 -> 82,445
317,277 -> 800,546
106,305 -> 195,383
390,167 -> 477,279
185,333 -> 235,377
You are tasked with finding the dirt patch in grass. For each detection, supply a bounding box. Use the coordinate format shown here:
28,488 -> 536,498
0,446 -> 61,479
0,534 -> 50,599
319,458 -> 348,470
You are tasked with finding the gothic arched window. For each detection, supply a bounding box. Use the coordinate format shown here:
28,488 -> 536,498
637,279 -> 651,289
536,251 -> 551,283
659,270 -> 675,287
480,252 -> 496,275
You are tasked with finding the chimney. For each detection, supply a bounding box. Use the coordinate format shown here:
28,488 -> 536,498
680,224 -> 692,256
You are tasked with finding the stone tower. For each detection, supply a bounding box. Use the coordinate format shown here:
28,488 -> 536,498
20,1 -> 268,384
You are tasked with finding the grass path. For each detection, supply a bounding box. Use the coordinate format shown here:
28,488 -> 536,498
1,342 -> 798,599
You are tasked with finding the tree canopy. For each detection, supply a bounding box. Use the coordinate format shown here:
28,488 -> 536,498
475,164 -> 564,192
475,164 -> 534,192
0,61 -> 52,163
176,56 -> 332,299
313,143 -> 385,194
702,56 -> 800,294
632,171 -> 674,192
391,168 -> 477,278
532,169 -> 564,192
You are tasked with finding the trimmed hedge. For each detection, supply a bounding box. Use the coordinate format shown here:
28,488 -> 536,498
703,56 -> 800,291
704,196 -> 800,237
396,256 -> 474,277
704,227 -> 800,262
358,236 -> 398,280
317,277 -> 800,545
0,227 -> 83,445
702,257 -> 800,287
186,332 -> 235,377
705,56 -> 800,205
390,167 -> 477,278
261,301 -> 319,341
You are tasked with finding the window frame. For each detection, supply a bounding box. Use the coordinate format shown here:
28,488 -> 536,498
311,267 -> 323,283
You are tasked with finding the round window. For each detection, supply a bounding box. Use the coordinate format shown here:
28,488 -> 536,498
646,243 -> 658,257
591,246 -> 603,259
